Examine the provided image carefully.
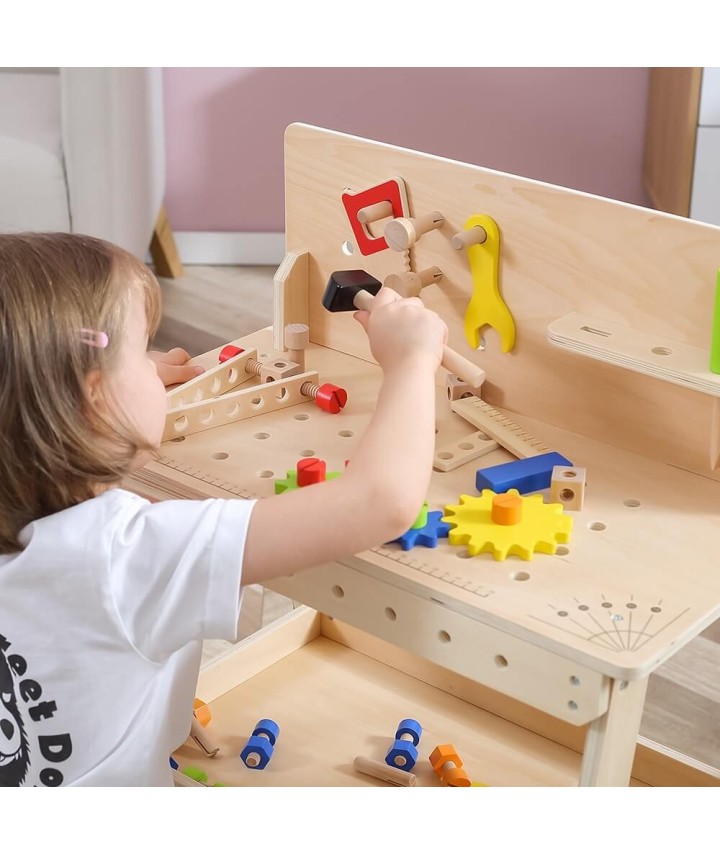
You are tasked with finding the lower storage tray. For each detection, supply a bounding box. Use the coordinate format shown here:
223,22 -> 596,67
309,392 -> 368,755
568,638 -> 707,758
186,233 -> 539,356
171,607 -> 685,787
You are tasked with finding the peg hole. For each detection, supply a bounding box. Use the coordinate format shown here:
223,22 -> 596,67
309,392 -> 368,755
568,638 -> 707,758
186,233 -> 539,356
300,449 -> 315,457
227,368 -> 238,384
438,630 -> 451,644
251,395 -> 264,409
211,452 -> 229,460
199,410 -> 214,425
174,415 -> 189,432
294,413 -> 310,421
341,240 -> 354,256
385,607 -> 397,621
338,430 -> 355,438
556,546 -> 570,555
254,432 -> 270,440
512,571 -> 530,582
589,521 -> 606,531
651,346 -> 672,356
570,676 -> 581,686
331,585 -> 345,598
211,378 -> 222,394
275,386 -> 289,402
568,700 -> 578,711
494,655 -> 508,668
169,436 -> 185,443
258,470 -> 274,478
623,498 -> 641,508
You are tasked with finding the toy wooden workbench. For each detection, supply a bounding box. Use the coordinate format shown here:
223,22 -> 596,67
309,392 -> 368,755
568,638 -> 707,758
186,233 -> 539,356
127,123 -> 720,787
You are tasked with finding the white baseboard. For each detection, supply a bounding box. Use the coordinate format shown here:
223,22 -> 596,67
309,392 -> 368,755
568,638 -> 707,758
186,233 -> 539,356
174,231 -> 285,266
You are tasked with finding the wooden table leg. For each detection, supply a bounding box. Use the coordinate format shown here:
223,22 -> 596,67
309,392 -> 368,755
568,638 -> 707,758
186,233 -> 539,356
579,675 -> 649,786
150,203 -> 184,278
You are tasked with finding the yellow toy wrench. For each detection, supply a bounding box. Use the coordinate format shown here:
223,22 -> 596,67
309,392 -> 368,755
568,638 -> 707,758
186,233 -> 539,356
462,214 -> 515,353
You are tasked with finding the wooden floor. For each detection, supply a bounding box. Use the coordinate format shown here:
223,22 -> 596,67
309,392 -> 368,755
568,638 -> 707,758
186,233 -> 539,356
154,264 -> 720,777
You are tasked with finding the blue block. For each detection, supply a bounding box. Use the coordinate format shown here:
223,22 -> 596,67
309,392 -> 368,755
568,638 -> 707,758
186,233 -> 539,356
475,451 -> 573,494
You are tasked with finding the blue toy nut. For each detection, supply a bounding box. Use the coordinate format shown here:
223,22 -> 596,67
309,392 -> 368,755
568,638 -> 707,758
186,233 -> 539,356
169,755 -> 179,770
240,718 -> 280,770
385,718 -> 422,771
475,451 -> 573,495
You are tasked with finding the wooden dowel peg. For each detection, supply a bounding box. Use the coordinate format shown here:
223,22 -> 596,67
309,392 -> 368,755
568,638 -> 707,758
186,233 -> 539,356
357,200 -> 393,224
285,322 -> 310,371
451,225 -> 487,250
354,755 -> 416,786
384,211 -> 445,252
384,266 -> 443,298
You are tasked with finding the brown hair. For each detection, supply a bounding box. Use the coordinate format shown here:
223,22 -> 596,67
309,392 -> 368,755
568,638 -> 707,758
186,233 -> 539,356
0,232 -> 162,553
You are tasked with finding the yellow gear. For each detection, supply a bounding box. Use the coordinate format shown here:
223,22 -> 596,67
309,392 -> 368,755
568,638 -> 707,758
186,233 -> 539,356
442,489 -> 572,560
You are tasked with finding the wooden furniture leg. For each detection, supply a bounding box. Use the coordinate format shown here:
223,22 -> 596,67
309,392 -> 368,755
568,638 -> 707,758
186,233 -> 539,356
150,203 -> 184,278
579,676 -> 649,786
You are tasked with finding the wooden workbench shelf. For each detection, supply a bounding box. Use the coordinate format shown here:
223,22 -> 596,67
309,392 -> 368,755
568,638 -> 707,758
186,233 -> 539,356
548,312 -> 720,397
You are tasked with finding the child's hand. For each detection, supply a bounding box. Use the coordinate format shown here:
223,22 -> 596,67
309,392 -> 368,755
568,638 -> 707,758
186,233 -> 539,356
148,348 -> 204,387
353,287 -> 447,371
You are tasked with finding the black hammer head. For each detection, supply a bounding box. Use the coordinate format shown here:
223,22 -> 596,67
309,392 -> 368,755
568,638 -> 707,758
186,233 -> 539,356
322,270 -> 383,312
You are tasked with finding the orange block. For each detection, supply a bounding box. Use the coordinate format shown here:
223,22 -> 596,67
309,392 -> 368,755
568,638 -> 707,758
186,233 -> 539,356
193,697 -> 211,727
491,492 -> 522,526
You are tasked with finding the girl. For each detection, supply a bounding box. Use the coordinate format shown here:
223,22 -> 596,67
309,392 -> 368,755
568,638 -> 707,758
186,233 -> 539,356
0,231 -> 447,786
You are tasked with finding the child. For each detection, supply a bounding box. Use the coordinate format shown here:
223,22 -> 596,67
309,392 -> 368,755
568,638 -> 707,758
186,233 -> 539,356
0,231 -> 448,787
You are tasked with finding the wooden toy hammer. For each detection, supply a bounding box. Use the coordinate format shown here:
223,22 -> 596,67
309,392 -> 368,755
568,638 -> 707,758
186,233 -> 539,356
322,270 -> 485,388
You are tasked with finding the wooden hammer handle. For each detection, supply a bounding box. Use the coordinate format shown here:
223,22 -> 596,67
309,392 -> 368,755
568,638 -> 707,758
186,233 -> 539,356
353,290 -> 485,388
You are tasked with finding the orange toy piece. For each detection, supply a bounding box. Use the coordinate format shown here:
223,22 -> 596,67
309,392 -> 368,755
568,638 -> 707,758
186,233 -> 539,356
429,743 -> 471,787
193,697 -> 211,728
491,492 -> 523,526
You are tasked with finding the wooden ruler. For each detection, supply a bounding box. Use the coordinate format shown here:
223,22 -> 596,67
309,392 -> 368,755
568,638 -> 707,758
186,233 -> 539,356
450,396 -> 549,459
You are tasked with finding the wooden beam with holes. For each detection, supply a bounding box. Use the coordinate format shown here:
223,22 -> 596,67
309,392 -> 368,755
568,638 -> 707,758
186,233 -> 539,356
163,371 -> 320,441
166,349 -> 258,410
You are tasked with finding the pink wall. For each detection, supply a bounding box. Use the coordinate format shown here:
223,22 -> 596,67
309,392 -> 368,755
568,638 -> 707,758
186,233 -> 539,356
163,68 -> 651,232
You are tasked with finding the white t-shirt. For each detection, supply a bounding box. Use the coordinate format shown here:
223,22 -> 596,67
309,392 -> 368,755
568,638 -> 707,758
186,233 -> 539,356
0,488 -> 256,786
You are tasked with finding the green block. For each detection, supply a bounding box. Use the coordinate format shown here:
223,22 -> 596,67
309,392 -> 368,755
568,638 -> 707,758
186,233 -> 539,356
411,502 -> 429,530
710,269 -> 720,374
182,765 -> 208,784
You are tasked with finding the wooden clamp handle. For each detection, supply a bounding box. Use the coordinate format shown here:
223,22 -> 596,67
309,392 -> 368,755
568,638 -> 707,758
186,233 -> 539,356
353,290 -> 485,388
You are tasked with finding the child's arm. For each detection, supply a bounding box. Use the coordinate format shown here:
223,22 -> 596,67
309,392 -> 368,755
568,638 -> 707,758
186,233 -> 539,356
241,287 -> 448,585
148,347 -> 205,386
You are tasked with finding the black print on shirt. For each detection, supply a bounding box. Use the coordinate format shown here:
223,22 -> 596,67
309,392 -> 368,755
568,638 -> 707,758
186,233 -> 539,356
0,633 -> 72,787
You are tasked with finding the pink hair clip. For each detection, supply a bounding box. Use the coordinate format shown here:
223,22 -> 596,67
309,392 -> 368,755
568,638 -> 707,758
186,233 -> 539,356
79,328 -> 109,349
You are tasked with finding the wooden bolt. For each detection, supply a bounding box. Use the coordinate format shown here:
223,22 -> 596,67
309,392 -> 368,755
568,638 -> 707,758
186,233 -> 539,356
429,743 -> 471,787
384,266 -> 443,298
384,211 -> 444,252
284,322 -> 309,371
300,381 -> 348,414
451,225 -> 487,250
491,492 -> 523,526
